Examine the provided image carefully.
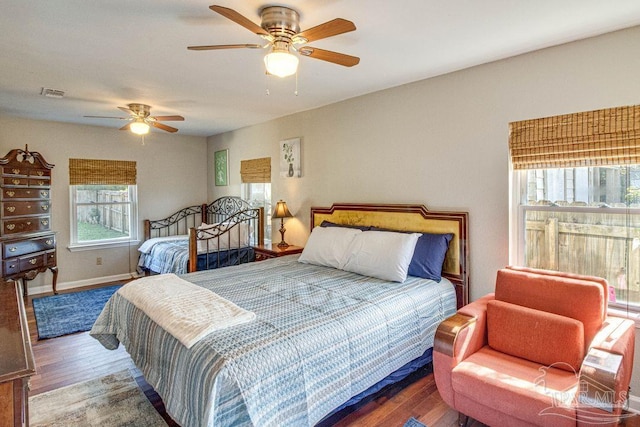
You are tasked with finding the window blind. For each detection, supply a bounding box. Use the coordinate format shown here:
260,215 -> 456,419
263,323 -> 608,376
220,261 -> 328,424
240,157 -> 271,183
509,105 -> 640,170
69,158 -> 137,185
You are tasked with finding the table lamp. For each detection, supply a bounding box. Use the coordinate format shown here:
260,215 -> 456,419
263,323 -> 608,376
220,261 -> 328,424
272,200 -> 294,248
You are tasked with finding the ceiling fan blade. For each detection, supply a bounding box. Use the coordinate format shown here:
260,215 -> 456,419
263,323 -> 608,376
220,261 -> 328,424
298,46 -> 360,67
188,44 -> 262,51
150,115 -> 185,122
209,5 -> 270,37
84,115 -> 130,120
295,18 -> 356,43
151,122 -> 179,133
119,123 -> 131,131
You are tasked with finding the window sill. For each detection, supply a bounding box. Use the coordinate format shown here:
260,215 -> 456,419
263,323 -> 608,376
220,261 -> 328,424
608,306 -> 640,328
68,240 -> 140,252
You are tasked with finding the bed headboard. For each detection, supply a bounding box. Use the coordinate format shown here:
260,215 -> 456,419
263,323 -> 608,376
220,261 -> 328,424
310,203 -> 469,308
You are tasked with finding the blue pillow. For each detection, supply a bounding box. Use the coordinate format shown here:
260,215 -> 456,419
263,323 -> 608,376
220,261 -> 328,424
407,233 -> 453,282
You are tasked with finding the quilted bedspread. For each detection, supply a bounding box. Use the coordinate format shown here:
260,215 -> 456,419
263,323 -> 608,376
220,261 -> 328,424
91,255 -> 456,427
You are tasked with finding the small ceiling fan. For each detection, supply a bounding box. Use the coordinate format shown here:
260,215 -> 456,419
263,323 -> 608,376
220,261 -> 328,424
84,103 -> 185,134
188,5 -> 359,77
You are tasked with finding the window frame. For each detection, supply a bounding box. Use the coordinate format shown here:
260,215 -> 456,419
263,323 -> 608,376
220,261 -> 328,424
510,167 -> 640,319
68,184 -> 139,251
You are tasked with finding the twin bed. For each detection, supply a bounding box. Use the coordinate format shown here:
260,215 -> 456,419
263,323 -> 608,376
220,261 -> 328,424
92,202 -> 469,427
138,196 -> 264,274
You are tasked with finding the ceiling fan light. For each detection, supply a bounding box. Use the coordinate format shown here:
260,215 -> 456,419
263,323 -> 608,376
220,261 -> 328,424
264,51 -> 299,78
130,120 -> 150,135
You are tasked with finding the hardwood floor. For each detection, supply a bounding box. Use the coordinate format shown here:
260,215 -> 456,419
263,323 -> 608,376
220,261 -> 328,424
25,285 -> 638,427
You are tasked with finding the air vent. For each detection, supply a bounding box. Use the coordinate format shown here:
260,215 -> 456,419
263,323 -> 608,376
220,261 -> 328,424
40,88 -> 65,98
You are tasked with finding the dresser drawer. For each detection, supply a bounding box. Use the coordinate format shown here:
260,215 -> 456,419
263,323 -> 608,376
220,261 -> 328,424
2,216 -> 51,235
18,251 -> 48,271
1,166 -> 26,176
3,235 -> 55,258
2,200 -> 50,217
3,258 -> 19,275
1,188 -> 49,200
29,169 -> 51,178
1,177 -> 50,188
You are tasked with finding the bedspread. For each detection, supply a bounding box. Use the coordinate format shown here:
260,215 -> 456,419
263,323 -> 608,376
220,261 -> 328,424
138,238 -> 254,274
91,255 -> 456,427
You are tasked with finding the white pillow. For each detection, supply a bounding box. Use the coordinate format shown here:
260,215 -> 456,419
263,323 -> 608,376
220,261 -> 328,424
298,226 -> 362,269
342,231 -> 420,282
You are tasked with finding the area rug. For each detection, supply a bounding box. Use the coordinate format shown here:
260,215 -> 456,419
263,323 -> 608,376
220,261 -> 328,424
29,369 -> 166,427
404,417 -> 427,427
32,284 -> 122,339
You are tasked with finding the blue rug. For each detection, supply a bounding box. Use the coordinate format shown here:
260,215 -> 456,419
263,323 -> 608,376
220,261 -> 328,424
32,285 -> 122,339
404,418 -> 427,427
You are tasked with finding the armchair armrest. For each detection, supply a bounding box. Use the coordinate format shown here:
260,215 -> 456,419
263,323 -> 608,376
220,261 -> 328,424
578,348 -> 624,413
434,313 -> 476,357
577,316 -> 635,425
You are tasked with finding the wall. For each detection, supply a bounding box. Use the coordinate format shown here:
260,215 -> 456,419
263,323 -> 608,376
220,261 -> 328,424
0,116 -> 207,292
208,25 -> 640,406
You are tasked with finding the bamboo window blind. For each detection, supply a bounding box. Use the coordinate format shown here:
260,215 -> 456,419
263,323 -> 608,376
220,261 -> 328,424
69,158 -> 137,185
509,105 -> 640,170
240,157 -> 271,183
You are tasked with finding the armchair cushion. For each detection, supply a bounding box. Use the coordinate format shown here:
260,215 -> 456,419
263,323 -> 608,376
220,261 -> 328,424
495,269 -> 605,347
487,300 -> 585,372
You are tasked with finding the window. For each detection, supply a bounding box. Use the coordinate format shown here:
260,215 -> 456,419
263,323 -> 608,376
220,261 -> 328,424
509,105 -> 640,312
240,157 -> 272,243
514,166 -> 640,308
68,159 -> 138,250
242,183 -> 272,242
70,185 -> 138,248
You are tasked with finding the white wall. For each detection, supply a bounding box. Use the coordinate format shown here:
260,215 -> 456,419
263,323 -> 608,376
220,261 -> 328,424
208,25 -> 640,404
0,116 -> 208,292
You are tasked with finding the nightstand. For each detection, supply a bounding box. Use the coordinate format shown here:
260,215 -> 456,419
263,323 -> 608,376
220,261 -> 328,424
253,243 -> 304,261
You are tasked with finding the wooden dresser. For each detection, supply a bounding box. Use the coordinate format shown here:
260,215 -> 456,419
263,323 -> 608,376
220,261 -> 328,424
253,243 -> 304,261
0,147 -> 57,296
0,280 -> 36,427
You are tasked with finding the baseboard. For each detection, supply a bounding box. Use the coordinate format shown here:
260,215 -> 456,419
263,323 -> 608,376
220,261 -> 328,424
27,271 -> 142,296
629,394 -> 640,414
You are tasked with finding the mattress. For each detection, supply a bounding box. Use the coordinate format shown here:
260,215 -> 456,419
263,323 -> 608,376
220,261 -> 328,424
91,255 -> 456,427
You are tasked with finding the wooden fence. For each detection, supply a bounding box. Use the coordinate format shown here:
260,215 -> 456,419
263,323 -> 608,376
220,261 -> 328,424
77,189 -> 129,234
524,207 -> 640,303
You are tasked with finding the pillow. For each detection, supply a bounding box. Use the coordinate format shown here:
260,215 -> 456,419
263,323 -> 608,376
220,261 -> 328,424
298,226 -> 362,269
320,220 -> 373,231
487,300 -> 585,372
407,233 -> 453,281
341,231 -> 420,282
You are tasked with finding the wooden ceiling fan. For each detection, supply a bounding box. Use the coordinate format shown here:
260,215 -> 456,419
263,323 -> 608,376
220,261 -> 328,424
188,5 -> 359,77
84,104 -> 184,134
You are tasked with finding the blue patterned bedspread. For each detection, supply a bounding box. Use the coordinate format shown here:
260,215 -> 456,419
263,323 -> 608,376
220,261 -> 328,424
91,256 -> 456,427
138,239 -> 254,274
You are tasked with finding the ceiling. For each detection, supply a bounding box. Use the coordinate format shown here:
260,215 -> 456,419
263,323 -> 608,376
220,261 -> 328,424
2,1 -> 640,137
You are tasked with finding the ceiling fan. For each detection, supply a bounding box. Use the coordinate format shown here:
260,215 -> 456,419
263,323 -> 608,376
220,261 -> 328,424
188,5 -> 359,78
84,103 -> 185,135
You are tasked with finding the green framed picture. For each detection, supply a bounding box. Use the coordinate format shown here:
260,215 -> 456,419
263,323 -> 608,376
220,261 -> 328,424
214,149 -> 228,186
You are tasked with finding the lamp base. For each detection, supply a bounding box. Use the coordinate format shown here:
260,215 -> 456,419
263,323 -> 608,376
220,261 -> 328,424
278,220 -> 289,248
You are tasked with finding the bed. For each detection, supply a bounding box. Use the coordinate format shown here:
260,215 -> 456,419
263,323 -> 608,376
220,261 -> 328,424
138,196 -> 264,274
92,202 -> 469,427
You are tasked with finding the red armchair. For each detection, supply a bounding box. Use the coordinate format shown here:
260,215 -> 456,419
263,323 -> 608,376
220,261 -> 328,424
433,267 -> 635,427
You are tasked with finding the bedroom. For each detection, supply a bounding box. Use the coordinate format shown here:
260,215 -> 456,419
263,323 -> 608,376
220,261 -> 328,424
1,1 -> 640,426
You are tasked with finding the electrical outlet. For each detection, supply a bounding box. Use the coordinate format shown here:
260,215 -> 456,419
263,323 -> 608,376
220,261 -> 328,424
96,257 -> 102,265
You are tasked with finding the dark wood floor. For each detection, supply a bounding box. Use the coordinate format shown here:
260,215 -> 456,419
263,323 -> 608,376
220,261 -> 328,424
25,285 -> 638,427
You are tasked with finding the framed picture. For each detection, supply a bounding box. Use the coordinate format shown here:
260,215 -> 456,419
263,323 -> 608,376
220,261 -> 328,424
214,149 -> 228,186
280,137 -> 301,178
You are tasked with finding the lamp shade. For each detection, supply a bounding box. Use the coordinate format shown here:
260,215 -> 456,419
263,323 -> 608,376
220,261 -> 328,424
264,51 -> 299,78
130,119 -> 150,135
273,200 -> 293,219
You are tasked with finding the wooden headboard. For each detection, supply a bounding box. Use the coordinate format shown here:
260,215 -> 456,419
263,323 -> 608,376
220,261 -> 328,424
310,203 -> 469,308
